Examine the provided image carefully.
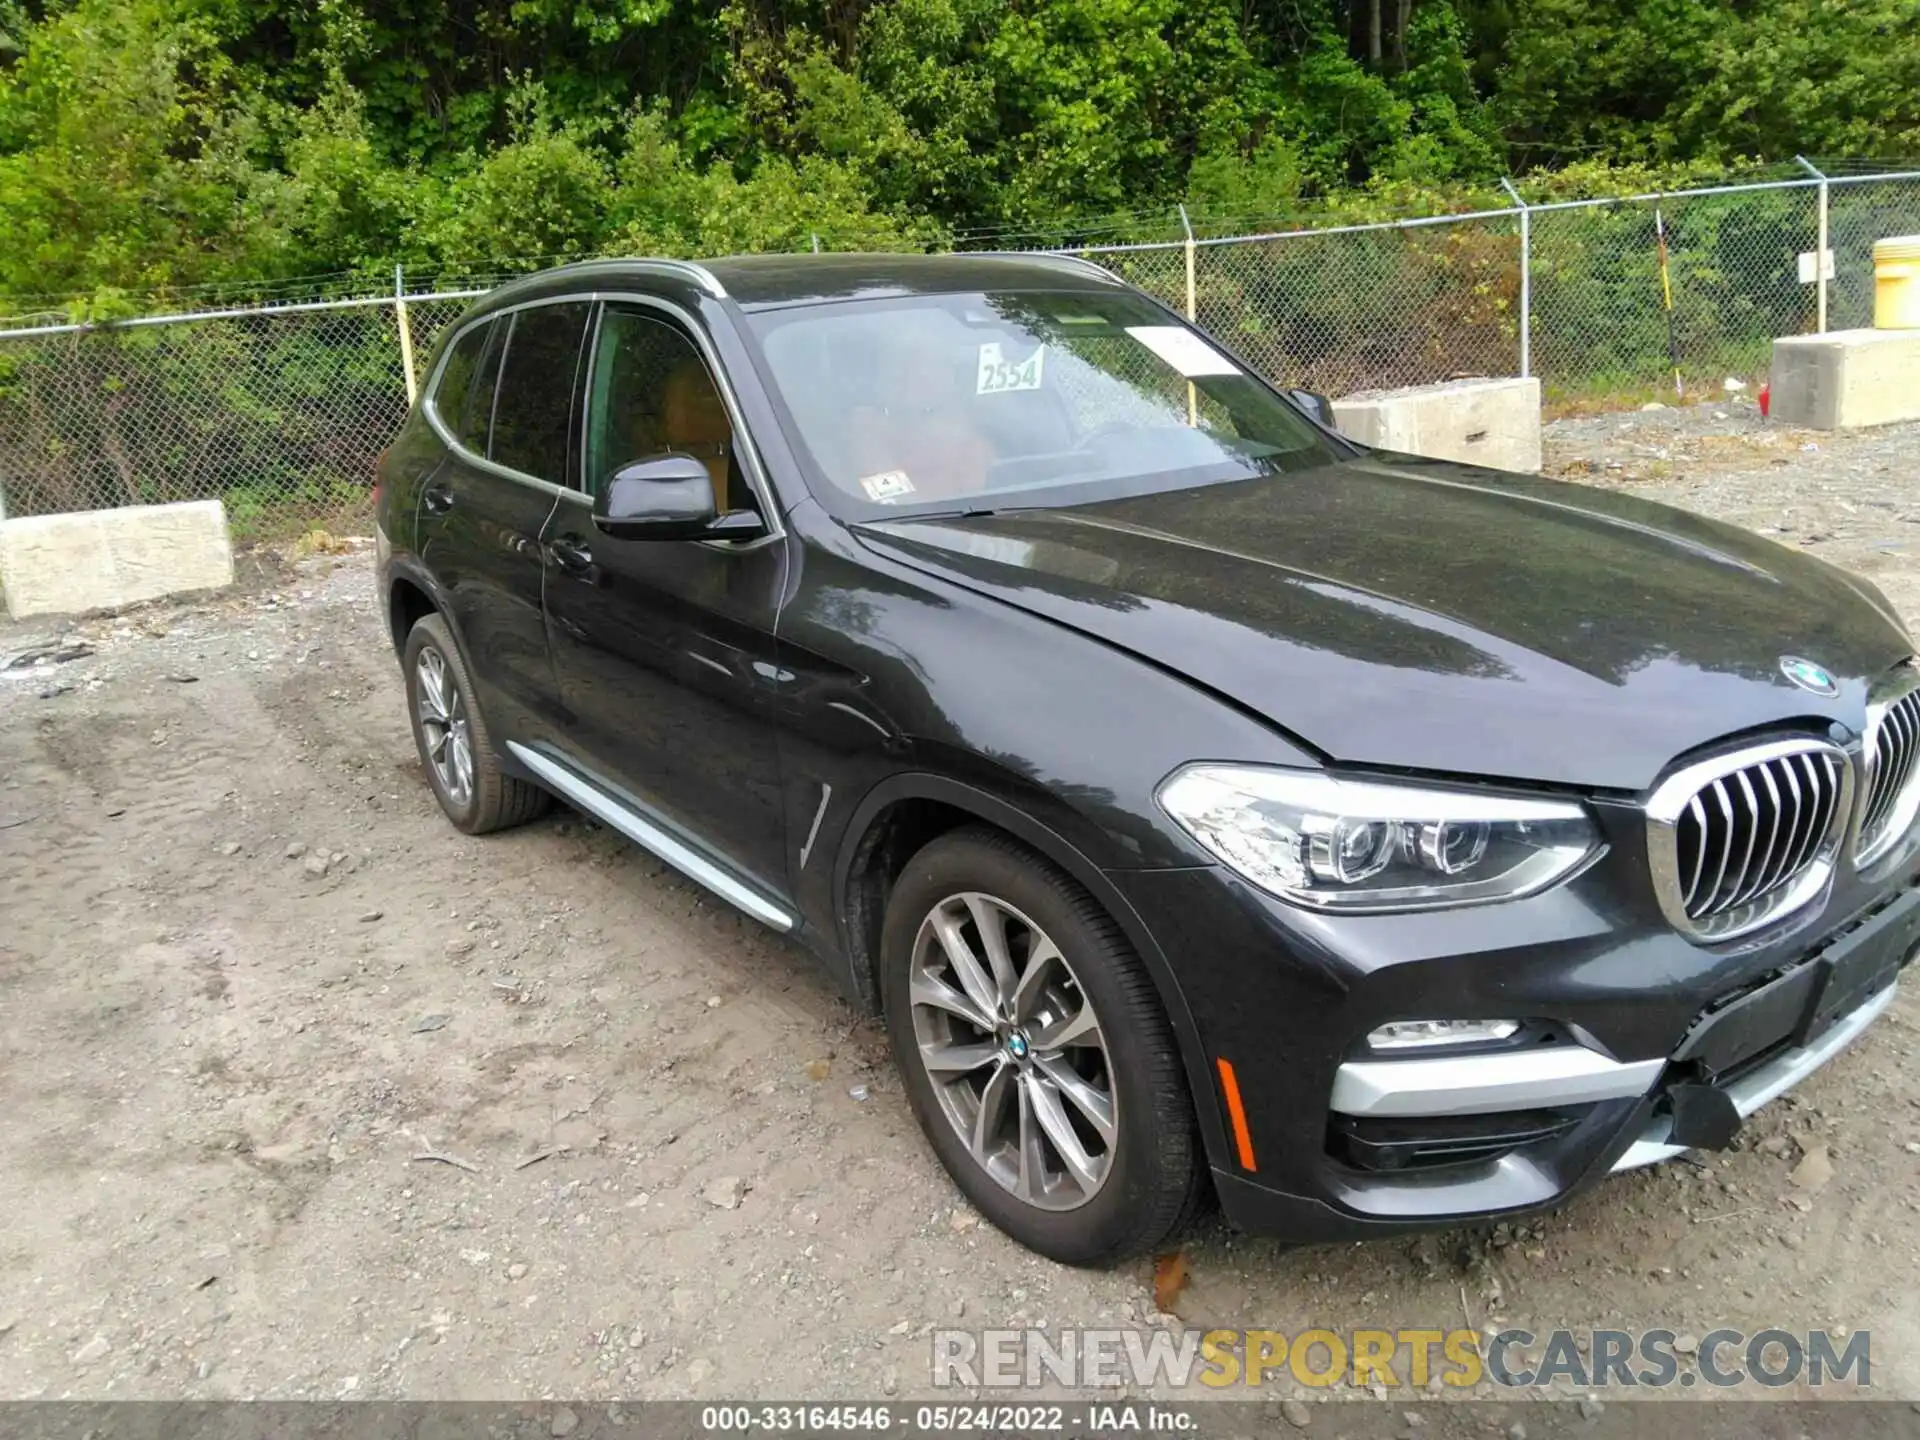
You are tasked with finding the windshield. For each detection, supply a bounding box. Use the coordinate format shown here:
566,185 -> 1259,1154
742,290 -> 1345,520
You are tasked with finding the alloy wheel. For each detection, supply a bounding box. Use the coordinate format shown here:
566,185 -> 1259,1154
415,645 -> 474,808
907,892 -> 1116,1210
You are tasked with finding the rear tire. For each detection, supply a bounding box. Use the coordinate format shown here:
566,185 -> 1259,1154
402,613 -> 549,835
882,826 -> 1204,1265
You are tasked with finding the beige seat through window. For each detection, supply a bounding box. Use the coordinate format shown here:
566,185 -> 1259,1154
662,361 -> 733,511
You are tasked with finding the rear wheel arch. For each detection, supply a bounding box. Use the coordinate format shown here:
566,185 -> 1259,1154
384,563 -> 477,671
387,574 -> 438,654
831,773 -> 1233,1171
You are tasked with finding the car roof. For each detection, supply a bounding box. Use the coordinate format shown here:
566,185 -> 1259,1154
469,252 -> 1127,318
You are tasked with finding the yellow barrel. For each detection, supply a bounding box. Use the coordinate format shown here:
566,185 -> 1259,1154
1876,234 -> 1920,328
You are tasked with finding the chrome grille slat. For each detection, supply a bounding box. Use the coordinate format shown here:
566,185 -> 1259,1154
1648,738 -> 1849,943
1896,699 -> 1915,799
1809,754 -> 1838,868
1703,779 -> 1735,912
1721,769 -> 1762,910
1899,699 -> 1914,793
1872,705 -> 1900,833
1731,764 -> 1782,909
1787,753 -> 1822,879
1775,756 -> 1808,892
1680,795 -> 1706,909
1860,684 -> 1920,865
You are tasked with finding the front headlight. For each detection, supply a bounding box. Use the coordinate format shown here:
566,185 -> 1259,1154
1157,765 -> 1602,912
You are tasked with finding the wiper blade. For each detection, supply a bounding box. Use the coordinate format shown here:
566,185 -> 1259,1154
870,505 -> 1005,521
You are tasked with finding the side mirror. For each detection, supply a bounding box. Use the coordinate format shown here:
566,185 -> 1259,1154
1289,388 -> 1337,428
593,455 -> 767,542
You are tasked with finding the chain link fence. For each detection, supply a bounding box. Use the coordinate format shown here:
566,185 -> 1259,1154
2,166 -> 1917,537
0,293 -> 472,535
1080,168 -> 1920,404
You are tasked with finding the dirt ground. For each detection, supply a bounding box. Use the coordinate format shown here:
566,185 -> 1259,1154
4,401 -> 1920,1410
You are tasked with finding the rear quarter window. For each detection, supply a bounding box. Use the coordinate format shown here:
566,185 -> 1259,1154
428,320 -> 492,442
489,303 -> 593,484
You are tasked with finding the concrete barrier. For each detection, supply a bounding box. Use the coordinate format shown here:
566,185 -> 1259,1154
0,500 -> 234,619
1332,376 -> 1542,473
1769,328 -> 1920,430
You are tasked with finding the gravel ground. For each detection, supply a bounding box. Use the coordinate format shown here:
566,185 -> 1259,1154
1545,395 -> 1920,619
3,405 -> 1920,1412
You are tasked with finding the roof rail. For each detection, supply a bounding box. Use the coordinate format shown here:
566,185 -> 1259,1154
971,251 -> 1122,283
489,257 -> 728,300
655,259 -> 727,299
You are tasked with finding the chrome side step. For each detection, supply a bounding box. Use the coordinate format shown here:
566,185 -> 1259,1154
505,741 -> 795,932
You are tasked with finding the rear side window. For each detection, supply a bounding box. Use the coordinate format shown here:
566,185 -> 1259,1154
489,303 -> 592,484
428,320 -> 492,440
460,320 -> 508,454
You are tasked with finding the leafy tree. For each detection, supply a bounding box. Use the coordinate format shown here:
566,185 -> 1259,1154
0,0 -> 1913,305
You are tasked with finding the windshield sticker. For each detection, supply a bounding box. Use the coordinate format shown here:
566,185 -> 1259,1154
859,469 -> 916,502
977,342 -> 1046,395
1126,326 -> 1240,378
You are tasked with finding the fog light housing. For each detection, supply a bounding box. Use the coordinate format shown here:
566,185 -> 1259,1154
1367,1018 -> 1520,1051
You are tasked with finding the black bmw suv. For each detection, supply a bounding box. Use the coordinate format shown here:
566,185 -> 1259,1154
376,253 -> 1918,1264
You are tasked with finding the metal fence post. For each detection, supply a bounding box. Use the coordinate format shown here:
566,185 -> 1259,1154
1499,177 -> 1531,379
391,264 -> 418,407
394,263 -> 418,405
1796,156 -> 1830,333
1178,204 -> 1197,322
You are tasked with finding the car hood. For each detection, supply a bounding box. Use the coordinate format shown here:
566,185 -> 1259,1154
853,453 -> 1913,791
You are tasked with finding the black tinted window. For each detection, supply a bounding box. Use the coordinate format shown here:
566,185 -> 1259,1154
460,320 -> 507,454
490,303 -> 591,483
429,319 -> 491,439
584,309 -> 738,510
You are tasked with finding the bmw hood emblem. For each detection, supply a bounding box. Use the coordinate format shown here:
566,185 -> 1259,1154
1779,656 -> 1840,697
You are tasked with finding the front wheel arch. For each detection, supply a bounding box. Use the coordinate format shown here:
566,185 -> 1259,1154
832,773 -> 1234,1174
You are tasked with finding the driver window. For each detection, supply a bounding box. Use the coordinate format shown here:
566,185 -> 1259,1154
584,309 -> 741,512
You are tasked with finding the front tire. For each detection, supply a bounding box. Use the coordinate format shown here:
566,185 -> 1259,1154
402,613 -> 549,835
882,826 -> 1204,1264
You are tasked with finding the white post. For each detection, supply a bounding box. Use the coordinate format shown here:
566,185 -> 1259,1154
1500,177 -> 1531,379
1797,156 -> 1830,333
1178,204 -> 1198,425
394,263 -> 418,405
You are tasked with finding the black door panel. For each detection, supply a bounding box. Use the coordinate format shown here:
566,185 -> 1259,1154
415,303 -> 591,718
418,477 -> 560,715
546,506 -> 789,889
544,304 -> 791,894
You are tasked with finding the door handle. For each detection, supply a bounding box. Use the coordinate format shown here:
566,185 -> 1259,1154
549,535 -> 595,574
422,484 -> 455,515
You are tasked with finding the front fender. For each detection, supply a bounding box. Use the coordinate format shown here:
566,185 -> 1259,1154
828,769 -> 1236,1174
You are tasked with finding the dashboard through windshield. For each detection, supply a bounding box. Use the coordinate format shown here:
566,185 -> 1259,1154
743,289 -> 1344,520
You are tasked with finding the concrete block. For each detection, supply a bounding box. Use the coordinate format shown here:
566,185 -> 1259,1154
1332,376 -> 1542,473
0,500 -> 234,619
1769,328 -> 1920,430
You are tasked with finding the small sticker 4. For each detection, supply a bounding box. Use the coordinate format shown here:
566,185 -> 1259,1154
977,342 -> 1046,395
859,469 -> 916,502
